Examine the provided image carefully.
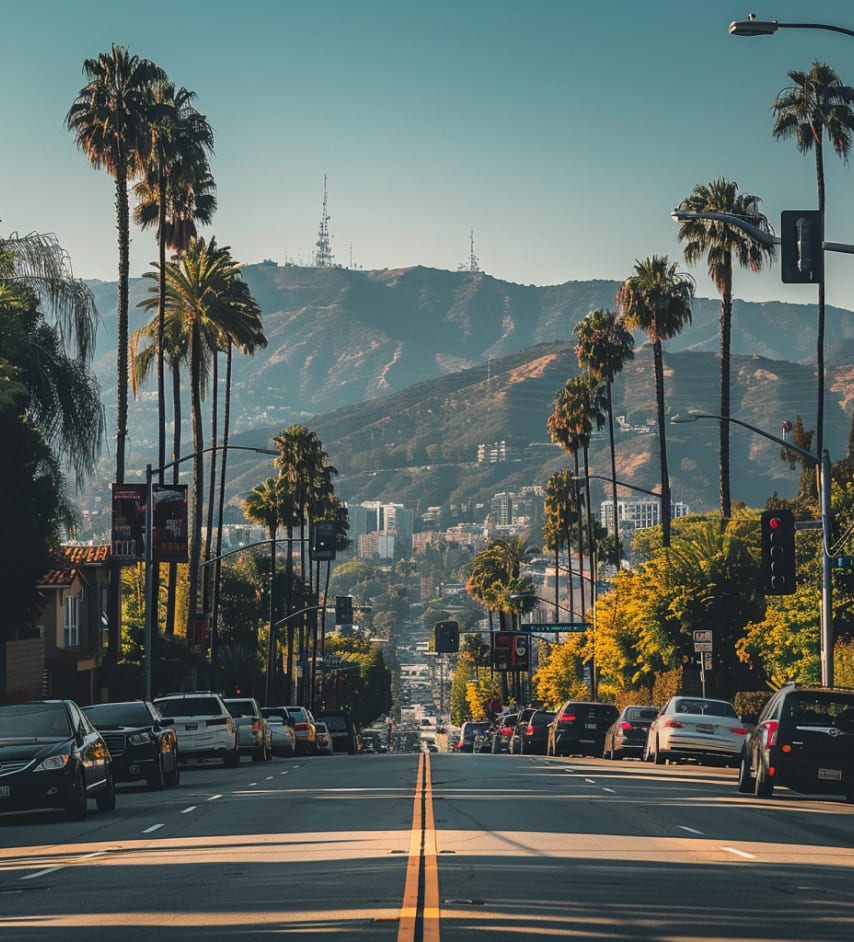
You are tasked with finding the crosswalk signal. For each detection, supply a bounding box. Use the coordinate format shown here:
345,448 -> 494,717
310,521 -> 337,561
761,509 -> 796,595
434,620 -> 459,653
335,595 -> 353,625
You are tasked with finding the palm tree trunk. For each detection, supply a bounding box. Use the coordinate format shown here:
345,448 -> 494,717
264,525 -> 277,705
211,344 -> 233,663
719,288 -> 733,524
187,323 -> 205,638
606,379 -> 621,566
115,168 -> 130,485
202,353 -> 219,617
165,358 -> 181,635
653,340 -> 672,548
157,171 -> 168,481
574,453 -> 585,621
816,139 -> 827,460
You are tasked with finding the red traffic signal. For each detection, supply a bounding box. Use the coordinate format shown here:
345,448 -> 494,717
760,509 -> 796,595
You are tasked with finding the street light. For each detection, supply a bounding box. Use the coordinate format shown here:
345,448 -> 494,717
729,15 -> 854,40
672,411 -> 833,686
143,444 -> 277,700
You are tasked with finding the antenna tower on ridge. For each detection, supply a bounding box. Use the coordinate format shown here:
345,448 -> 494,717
313,175 -> 334,268
458,230 -> 480,272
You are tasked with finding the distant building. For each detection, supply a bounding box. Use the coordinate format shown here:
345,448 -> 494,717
477,440 -> 521,463
600,498 -> 690,531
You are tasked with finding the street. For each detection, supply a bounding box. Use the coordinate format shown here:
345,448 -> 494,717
2,752 -> 854,940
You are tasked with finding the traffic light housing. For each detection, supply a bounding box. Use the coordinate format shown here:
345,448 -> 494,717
781,210 -> 822,284
434,620 -> 460,653
510,632 -> 529,670
310,520 -> 337,561
760,509 -> 797,595
335,595 -> 353,625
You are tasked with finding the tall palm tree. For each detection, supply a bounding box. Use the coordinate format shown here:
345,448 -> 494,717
133,81 -> 215,478
66,44 -> 166,484
772,61 -> 854,459
676,179 -> 775,523
139,236 -> 266,637
543,469 -> 579,618
616,256 -> 695,548
574,309 -> 634,564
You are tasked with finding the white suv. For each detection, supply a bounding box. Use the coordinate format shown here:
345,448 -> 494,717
153,692 -> 239,767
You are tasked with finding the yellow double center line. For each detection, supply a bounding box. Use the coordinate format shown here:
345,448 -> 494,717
397,750 -> 440,942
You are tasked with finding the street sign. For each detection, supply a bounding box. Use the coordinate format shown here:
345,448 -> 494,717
526,622 -> 588,633
692,630 -> 712,644
702,652 -> 713,670
832,556 -> 854,571
694,641 -> 713,653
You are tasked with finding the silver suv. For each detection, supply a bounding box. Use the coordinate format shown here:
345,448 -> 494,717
153,692 -> 239,767
224,697 -> 271,763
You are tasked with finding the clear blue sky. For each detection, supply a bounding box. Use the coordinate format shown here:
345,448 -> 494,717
4,0 -> 854,308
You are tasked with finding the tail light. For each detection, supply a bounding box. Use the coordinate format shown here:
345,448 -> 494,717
728,726 -> 749,736
526,724 -> 534,735
251,720 -> 260,732
559,714 -> 577,724
619,722 -> 633,731
761,720 -> 779,748
207,717 -> 228,727
663,719 -> 684,729
500,726 -> 513,736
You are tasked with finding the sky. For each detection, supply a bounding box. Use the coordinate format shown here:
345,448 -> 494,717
5,0 -> 854,309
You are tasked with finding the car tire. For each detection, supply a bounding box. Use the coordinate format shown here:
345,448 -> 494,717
164,752 -> 180,787
95,770 -> 117,812
653,739 -> 666,765
146,757 -> 166,790
755,758 -> 773,798
252,744 -> 265,763
224,746 -> 240,768
737,753 -> 754,793
64,771 -> 88,821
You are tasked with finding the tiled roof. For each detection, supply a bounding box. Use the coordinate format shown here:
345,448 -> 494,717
62,545 -> 111,565
39,544 -> 110,589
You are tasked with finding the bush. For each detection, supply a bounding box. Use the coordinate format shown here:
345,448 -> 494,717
733,690 -> 770,724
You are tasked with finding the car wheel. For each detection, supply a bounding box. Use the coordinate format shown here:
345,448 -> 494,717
737,753 -> 754,793
755,758 -> 773,798
653,739 -> 666,765
164,752 -> 181,787
146,757 -> 166,790
252,744 -> 265,763
64,771 -> 87,821
95,769 -> 117,812
224,746 -> 240,768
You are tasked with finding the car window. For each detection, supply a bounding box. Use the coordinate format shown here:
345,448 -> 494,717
626,707 -> 659,722
225,699 -> 258,716
0,704 -> 71,739
85,702 -> 151,726
156,697 -> 223,717
786,693 -> 854,727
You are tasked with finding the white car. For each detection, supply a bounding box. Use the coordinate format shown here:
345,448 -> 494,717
644,696 -> 749,767
153,692 -> 239,767
313,721 -> 335,756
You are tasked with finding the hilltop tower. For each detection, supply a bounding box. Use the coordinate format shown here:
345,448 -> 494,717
458,230 -> 479,272
313,175 -> 334,268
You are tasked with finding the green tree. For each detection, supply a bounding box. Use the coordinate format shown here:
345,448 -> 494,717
676,179 -> 776,522
574,309 -> 634,564
772,62 -> 854,458
616,256 -> 695,547
66,44 -> 166,483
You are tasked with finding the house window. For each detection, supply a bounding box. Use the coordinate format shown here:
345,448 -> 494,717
64,592 -> 81,647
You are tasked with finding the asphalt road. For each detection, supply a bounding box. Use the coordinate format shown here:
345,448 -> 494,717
2,751 -> 854,941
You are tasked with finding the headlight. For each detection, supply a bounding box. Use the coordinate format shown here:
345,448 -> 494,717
128,732 -> 154,745
33,754 -> 71,772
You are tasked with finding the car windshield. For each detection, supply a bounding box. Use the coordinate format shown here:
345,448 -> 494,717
626,708 -> 659,722
787,694 -> 854,727
0,704 -> 71,739
225,700 -> 257,717
156,697 -> 222,717
673,699 -> 737,718
84,702 -> 152,727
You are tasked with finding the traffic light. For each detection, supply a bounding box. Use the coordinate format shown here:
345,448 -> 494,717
434,620 -> 459,653
310,520 -> 337,561
781,210 -> 822,284
510,632 -> 529,670
760,508 -> 797,595
335,595 -> 353,625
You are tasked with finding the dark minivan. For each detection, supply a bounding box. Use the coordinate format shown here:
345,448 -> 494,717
738,684 -> 854,801
547,701 -> 619,757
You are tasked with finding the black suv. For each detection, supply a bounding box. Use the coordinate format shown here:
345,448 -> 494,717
738,684 -> 854,801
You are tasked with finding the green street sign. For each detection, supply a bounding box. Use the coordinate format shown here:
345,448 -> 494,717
832,556 -> 854,571
526,622 -> 588,633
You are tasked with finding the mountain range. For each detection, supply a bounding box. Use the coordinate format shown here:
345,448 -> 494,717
80,264 -> 854,527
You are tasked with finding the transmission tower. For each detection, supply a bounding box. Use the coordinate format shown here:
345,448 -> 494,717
458,230 -> 479,272
313,175 -> 334,268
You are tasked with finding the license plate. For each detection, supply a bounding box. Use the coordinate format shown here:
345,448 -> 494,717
696,724 -> 716,734
0,785 -> 9,798
183,723 -> 198,731
585,722 -> 598,730
818,768 -> 842,781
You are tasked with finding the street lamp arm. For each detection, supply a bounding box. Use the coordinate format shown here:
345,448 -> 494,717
508,592 -> 576,615
671,411 -> 818,465
729,18 -> 854,39
671,209 -> 780,248
274,604 -> 326,630
574,473 -> 660,498
157,444 -> 277,477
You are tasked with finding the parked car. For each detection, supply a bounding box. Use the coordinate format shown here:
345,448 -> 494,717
547,702 -> 619,757
262,706 -> 317,755
644,696 -> 748,766
315,710 -> 358,753
514,709 -> 555,755
509,707 -> 540,754
153,691 -> 239,767
603,705 -> 659,760
738,684 -> 854,801
0,699 -> 116,820
224,697 -> 271,763
490,712 -> 518,754
83,699 -> 180,789
314,721 -> 335,756
265,713 -> 296,757
455,721 -> 492,753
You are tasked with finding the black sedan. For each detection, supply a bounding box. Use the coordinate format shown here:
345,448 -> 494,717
603,705 -> 659,760
0,699 -> 116,820
84,700 -> 180,789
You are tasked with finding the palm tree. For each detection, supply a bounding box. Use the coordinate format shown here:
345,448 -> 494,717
772,61 -> 854,459
616,256 -> 695,548
139,236 -> 266,638
676,179 -> 776,523
574,309 -> 634,564
66,44 -> 166,484
133,81 -> 215,477
543,469 -> 579,618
